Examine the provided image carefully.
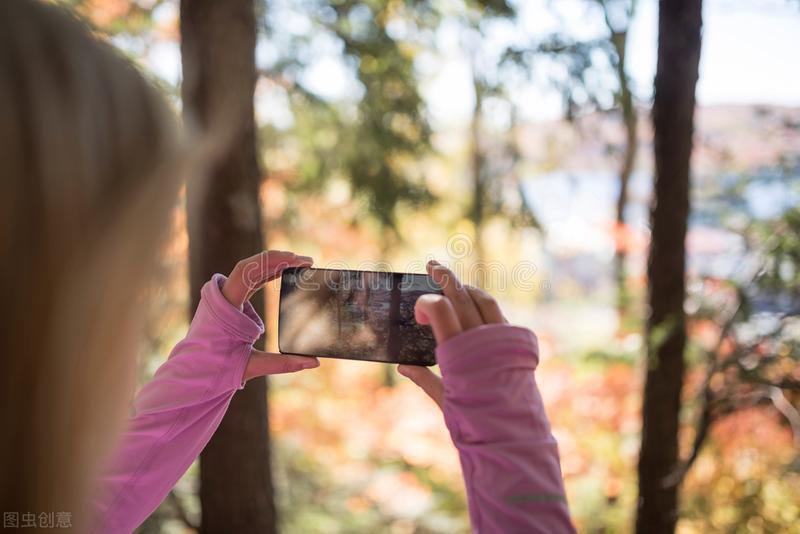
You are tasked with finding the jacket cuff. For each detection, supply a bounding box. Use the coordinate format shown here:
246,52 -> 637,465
201,274 -> 265,345
436,324 -> 539,388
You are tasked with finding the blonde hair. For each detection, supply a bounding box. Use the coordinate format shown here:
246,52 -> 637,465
0,0 -> 183,528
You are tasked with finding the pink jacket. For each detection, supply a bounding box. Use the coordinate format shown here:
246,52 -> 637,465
92,274 -> 573,533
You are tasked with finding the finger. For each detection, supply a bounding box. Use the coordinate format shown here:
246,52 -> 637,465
244,349 -> 320,380
225,251 -> 314,308
260,256 -> 312,290
465,285 -> 506,324
415,293 -> 462,343
427,261 -> 483,329
241,251 -> 314,300
253,254 -> 312,303
224,252 -> 282,307
241,251 -> 285,288
265,253 -> 314,282
398,365 -> 444,409
243,251 -> 313,287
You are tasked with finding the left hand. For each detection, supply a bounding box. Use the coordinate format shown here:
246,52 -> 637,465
222,250 -> 320,380
398,260 -> 507,409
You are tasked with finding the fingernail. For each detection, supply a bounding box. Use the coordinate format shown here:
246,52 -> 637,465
429,259 -> 440,266
301,360 -> 319,369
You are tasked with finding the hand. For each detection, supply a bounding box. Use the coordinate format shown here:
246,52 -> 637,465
222,250 -> 320,379
222,250 -> 312,309
398,260 -> 506,409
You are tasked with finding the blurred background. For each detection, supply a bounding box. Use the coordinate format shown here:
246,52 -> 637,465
60,0 -> 798,532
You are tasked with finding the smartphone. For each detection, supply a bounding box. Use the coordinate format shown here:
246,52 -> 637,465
278,267 -> 442,366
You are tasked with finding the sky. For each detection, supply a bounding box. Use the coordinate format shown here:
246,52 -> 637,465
145,0 -> 800,127
629,0 -> 800,109
421,0 -> 800,125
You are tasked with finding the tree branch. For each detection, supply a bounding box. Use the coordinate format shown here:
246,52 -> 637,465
768,386 -> 800,445
663,301 -> 742,488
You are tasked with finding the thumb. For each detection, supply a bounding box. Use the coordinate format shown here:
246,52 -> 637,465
398,365 -> 444,410
245,349 -> 320,380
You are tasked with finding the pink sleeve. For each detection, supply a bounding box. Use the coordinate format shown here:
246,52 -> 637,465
437,324 -> 575,534
91,274 -> 263,533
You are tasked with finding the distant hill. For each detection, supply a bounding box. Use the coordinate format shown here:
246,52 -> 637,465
516,104 -> 800,176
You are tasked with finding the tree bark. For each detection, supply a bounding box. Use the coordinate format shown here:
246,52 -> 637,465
180,1 -> 277,532
636,1 -> 702,533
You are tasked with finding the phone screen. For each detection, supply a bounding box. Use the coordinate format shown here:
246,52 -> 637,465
278,267 -> 442,366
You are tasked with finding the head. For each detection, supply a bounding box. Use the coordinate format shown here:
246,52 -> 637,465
0,0 -> 183,525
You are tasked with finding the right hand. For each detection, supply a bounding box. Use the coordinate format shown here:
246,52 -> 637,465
398,260 -> 507,409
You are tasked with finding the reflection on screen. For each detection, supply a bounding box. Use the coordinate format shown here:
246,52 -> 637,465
279,268 -> 441,365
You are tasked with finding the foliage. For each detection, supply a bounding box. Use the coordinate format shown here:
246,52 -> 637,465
504,0 -> 631,120
675,162 -> 800,530
65,0 -> 166,36
259,0 -> 437,235
56,1 -> 800,533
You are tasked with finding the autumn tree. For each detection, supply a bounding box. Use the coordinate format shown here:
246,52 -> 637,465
465,1 -> 540,271
258,0 -> 435,238
606,0 -> 639,317
520,0 -> 639,316
181,0 -> 276,532
445,0 -> 541,281
662,160 -> 800,528
637,0 -> 702,532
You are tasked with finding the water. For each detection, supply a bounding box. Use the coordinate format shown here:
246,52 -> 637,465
522,167 -> 798,294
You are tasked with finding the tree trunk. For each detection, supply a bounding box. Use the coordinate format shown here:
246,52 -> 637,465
611,29 -> 638,318
636,1 -> 702,533
180,1 -> 277,532
469,70 -> 486,276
